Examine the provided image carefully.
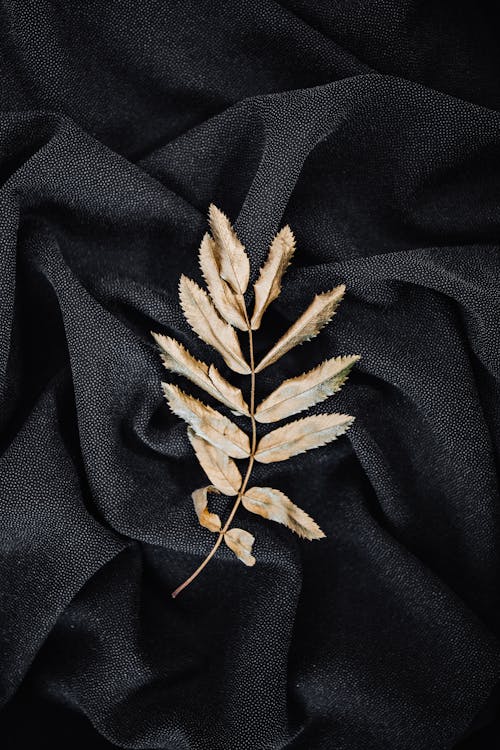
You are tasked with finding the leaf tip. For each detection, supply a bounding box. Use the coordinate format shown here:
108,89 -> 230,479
208,203 -> 227,229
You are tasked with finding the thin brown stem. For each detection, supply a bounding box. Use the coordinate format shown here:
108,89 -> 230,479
170,534 -> 224,597
171,301 -> 257,598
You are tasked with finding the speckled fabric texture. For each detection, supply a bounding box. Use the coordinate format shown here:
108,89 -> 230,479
1,2 -> 500,748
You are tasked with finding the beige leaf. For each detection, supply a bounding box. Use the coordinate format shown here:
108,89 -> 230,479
179,275 -> 250,374
198,233 -> 247,330
208,204 -> 250,295
207,364 -> 249,416
255,354 -> 360,423
250,226 -> 295,330
188,429 -> 242,496
224,528 -> 256,566
242,486 -> 325,540
255,285 -> 346,373
152,332 -> 248,415
162,383 -> 250,459
192,485 -> 222,532
254,413 -> 354,463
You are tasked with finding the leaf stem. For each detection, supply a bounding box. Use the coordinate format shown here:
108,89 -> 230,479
171,301 -> 257,598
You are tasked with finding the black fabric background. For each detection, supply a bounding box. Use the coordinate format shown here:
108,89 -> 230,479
1,2 -> 500,748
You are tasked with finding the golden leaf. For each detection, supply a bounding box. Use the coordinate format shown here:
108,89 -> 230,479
179,275 -> 250,374
199,233 -> 247,330
255,285 -> 346,373
208,204 -> 250,295
255,354 -> 360,423
162,383 -> 250,459
207,364 -> 249,416
192,486 -> 222,532
250,226 -> 295,330
254,413 -> 354,463
224,528 -> 256,566
161,207 -> 361,598
188,429 -> 242,496
152,332 -> 249,415
242,486 -> 325,540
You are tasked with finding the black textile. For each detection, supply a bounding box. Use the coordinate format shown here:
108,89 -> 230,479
1,2 -> 500,748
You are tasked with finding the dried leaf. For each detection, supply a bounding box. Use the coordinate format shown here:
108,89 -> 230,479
208,204 -> 249,295
224,528 -> 256,566
162,383 -> 250,459
255,354 -> 360,423
192,486 -> 222,532
254,413 -> 354,463
188,429 -> 242,496
242,486 -> 325,540
152,332 -> 248,415
179,275 -> 250,374
207,364 -> 249,416
161,207 -> 361,596
255,285 -> 346,373
250,226 -> 295,330
199,233 -> 247,330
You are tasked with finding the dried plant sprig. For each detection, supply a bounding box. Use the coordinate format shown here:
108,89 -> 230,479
152,205 -> 359,597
